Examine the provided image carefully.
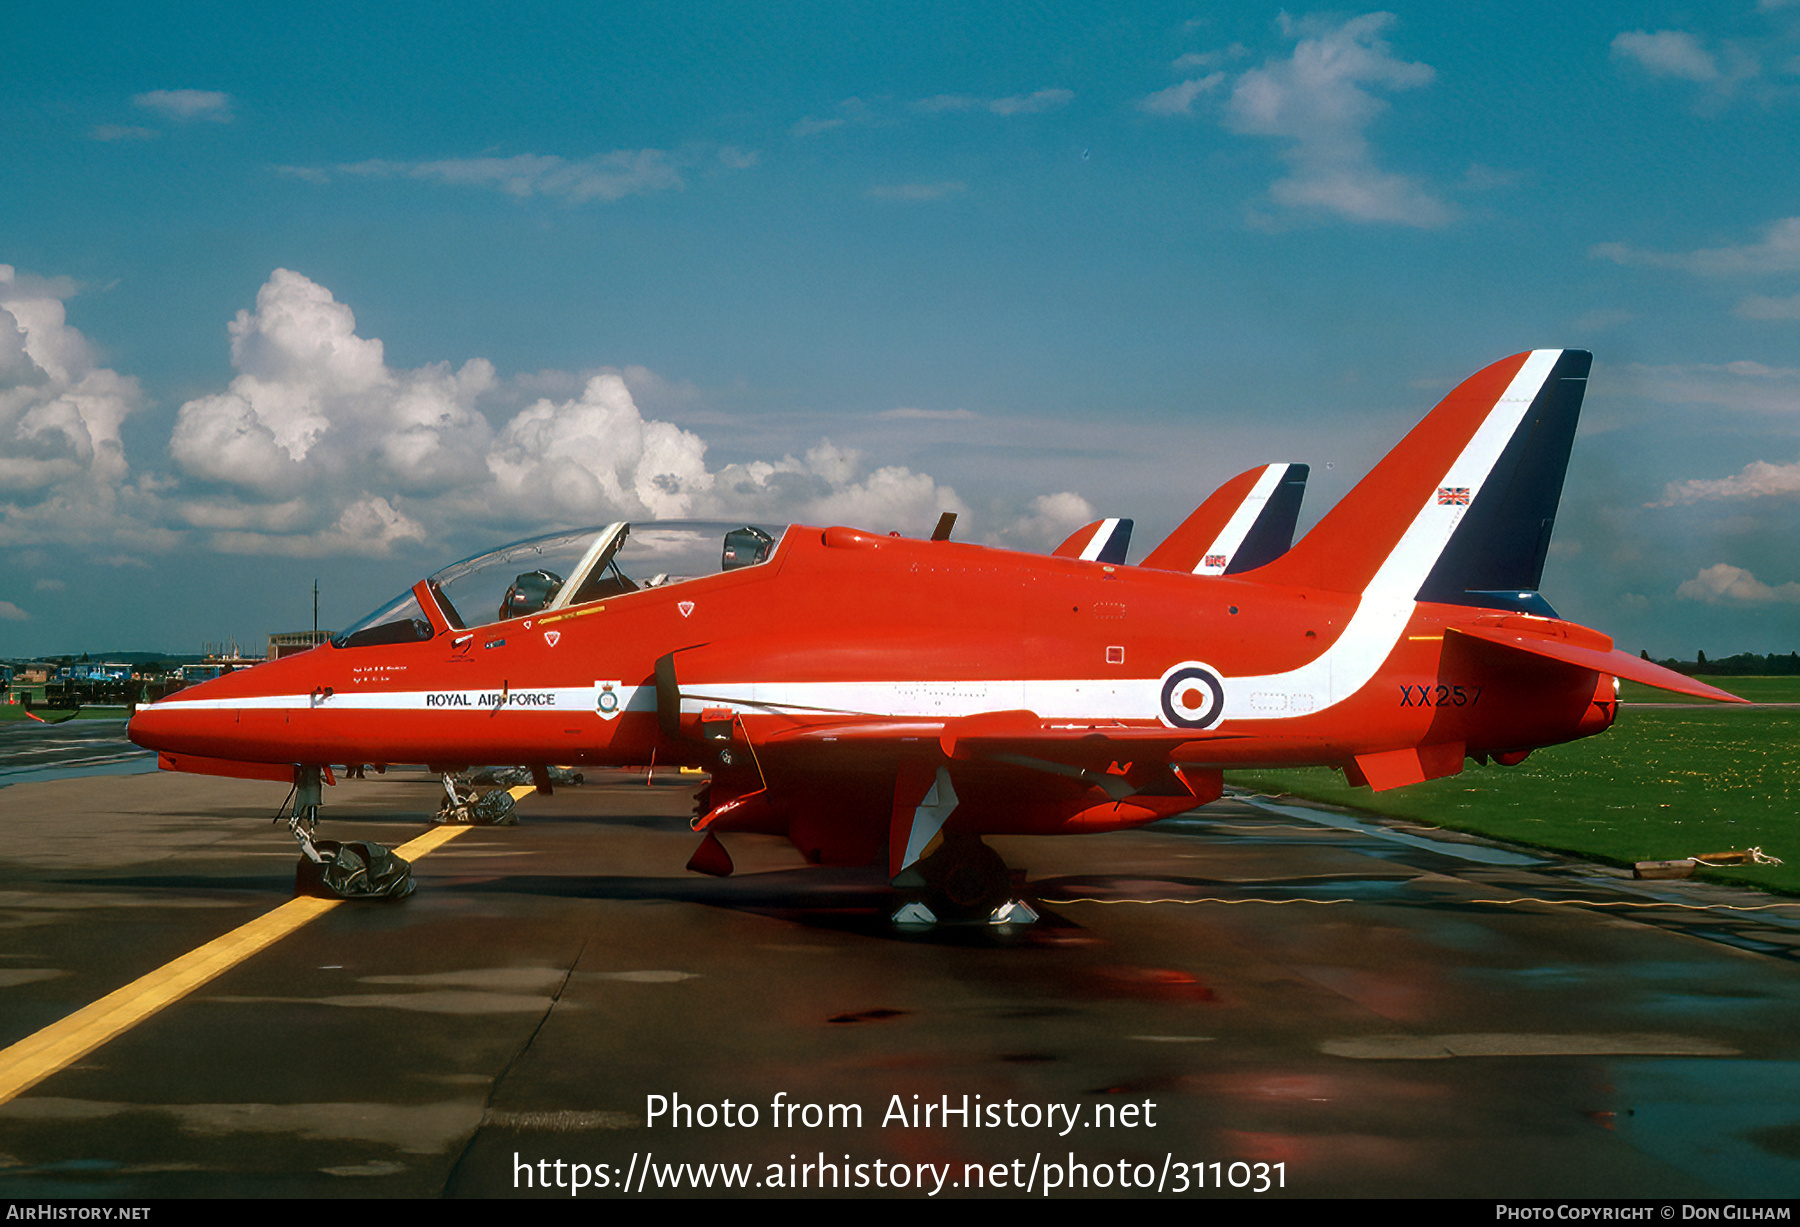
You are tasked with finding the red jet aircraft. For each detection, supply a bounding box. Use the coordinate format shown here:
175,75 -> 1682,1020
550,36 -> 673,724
128,349 -> 1741,916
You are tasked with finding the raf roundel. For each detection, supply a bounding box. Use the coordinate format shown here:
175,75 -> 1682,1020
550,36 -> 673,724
1159,661 -> 1226,730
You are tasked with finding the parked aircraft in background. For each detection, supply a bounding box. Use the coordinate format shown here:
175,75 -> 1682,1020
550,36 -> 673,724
128,350 -> 1741,917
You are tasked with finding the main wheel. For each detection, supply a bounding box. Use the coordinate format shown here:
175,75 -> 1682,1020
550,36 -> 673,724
914,834 -> 1011,919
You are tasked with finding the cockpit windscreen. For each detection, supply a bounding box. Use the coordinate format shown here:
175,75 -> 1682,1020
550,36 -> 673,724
425,521 -> 785,633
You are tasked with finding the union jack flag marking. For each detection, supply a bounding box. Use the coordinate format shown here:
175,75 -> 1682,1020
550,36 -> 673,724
1203,554 -> 1227,568
1437,487 -> 1470,505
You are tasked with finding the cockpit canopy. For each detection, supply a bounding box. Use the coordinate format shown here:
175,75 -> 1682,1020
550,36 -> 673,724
331,520 -> 787,649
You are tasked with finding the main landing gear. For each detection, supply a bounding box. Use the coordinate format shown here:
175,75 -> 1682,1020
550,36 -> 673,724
892,833 -> 1039,928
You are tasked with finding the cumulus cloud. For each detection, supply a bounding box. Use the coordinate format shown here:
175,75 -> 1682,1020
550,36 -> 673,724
132,90 -> 233,122
488,373 -> 712,521
1592,217 -> 1800,276
2,266 -> 1088,567
1654,457 -> 1800,506
0,265 -> 149,547
163,269 -> 984,555
1676,563 -> 1800,604
171,269 -> 495,505
994,491 -> 1099,551
209,496 -> 428,559
0,600 -> 28,621
169,270 -> 501,550
1214,12 -> 1451,227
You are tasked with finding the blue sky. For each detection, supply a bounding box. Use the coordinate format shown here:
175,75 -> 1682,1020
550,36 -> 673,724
3,2 -> 1799,658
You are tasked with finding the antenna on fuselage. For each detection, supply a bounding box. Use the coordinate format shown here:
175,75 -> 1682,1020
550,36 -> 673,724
930,512 -> 957,541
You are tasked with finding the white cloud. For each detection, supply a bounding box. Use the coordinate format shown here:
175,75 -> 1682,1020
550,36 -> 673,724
162,270 -> 976,555
1610,28 -> 1760,104
994,491 -> 1098,551
332,150 -> 688,203
131,90 -> 233,122
790,115 -> 847,138
1612,30 -> 1720,82
988,88 -> 1074,116
915,88 -> 1074,116
1218,12 -> 1451,227
168,270 -> 500,547
0,600 -> 28,621
705,441 -> 968,532
487,373 -> 712,522
1677,563 -> 1800,604
1138,73 -> 1225,116
2,267 -> 1085,565
790,98 -> 875,139
0,265 -> 147,548
210,496 -> 427,559
1617,360 -> 1800,417
1592,217 -> 1800,276
1654,457 -> 1800,506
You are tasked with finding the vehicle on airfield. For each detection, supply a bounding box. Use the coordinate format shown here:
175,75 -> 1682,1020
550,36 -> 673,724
127,349 -> 1742,916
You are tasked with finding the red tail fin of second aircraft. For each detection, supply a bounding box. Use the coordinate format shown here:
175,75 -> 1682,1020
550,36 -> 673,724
1141,462 -> 1309,575
1051,517 -> 1134,564
1252,350 -> 1590,614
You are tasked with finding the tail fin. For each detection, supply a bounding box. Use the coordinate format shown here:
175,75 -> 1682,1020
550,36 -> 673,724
1253,350 -> 1589,610
1141,463 -> 1309,575
1051,517 -> 1134,563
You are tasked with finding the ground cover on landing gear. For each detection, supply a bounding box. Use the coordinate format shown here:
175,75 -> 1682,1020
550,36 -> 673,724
1228,699 -> 1800,895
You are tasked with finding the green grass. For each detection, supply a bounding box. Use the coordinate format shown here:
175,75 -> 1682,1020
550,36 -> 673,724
1619,674 -> 1800,704
1229,703 -> 1800,895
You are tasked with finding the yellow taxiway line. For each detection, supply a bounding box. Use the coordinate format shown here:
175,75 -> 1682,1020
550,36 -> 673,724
0,813 -> 503,1106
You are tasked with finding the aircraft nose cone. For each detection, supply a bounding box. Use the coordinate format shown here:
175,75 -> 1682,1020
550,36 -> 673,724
127,703 -> 173,753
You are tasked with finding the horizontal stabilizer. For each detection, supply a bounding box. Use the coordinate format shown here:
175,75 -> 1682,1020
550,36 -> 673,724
1448,626 -> 1747,703
1142,463 -> 1309,575
1052,517 -> 1134,563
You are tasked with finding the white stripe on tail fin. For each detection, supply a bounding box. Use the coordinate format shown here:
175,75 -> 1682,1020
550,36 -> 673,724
1051,517 -> 1133,563
1141,463 -> 1309,575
